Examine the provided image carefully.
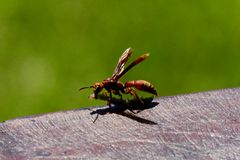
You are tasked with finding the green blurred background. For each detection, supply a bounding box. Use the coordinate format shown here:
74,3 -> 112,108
0,0 -> 240,121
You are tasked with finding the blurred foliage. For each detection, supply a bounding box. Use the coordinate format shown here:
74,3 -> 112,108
0,0 -> 240,121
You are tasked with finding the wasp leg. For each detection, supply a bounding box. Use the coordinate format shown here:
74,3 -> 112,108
105,89 -> 113,108
125,87 -> 144,104
115,90 -> 123,100
108,90 -> 123,105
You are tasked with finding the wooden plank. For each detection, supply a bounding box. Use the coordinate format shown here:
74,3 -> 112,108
0,88 -> 240,160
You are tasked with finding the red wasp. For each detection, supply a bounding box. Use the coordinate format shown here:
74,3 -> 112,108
79,48 -> 157,104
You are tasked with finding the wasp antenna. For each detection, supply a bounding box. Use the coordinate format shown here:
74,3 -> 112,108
79,86 -> 93,91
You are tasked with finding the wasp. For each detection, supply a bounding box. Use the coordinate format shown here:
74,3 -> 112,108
79,48 -> 157,104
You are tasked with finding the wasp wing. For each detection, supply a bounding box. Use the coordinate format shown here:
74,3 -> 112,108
110,48 -> 133,80
115,53 -> 149,80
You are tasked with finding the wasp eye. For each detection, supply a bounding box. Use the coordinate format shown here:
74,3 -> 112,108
93,82 -> 103,90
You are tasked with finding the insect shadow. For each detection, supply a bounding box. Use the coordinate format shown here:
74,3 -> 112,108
89,94 -> 159,125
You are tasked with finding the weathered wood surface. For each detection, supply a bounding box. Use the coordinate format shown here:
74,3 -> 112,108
0,88 -> 240,160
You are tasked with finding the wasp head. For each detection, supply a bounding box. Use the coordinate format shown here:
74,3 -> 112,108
79,82 -> 104,99
93,82 -> 103,93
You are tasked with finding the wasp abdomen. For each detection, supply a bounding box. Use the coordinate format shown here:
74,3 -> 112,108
125,80 -> 157,95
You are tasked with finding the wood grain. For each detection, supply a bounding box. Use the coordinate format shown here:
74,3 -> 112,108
0,88 -> 240,160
